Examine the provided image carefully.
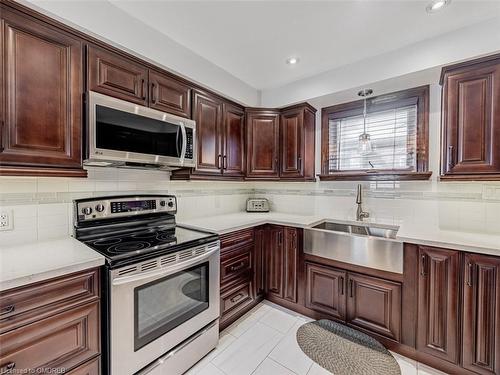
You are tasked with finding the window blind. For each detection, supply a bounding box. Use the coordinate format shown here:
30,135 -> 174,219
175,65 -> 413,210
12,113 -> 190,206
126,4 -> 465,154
328,104 -> 417,171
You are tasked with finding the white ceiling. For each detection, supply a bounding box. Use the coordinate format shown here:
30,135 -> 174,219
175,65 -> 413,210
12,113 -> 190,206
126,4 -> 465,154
111,0 -> 500,90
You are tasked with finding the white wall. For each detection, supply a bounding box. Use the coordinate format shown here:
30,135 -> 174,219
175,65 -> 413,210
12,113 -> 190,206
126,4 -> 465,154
23,0 -> 260,106
261,17 -> 500,107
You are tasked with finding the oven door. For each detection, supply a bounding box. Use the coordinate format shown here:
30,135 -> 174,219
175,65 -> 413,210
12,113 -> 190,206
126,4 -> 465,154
109,243 -> 219,375
87,91 -> 196,168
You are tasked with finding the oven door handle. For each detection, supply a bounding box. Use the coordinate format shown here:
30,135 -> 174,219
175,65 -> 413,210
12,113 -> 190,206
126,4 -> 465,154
111,246 -> 219,286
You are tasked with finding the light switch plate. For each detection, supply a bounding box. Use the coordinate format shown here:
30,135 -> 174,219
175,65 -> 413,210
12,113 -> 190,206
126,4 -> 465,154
0,210 -> 13,231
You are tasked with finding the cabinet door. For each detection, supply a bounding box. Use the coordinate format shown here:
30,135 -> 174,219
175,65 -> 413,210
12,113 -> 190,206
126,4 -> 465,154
280,108 -> 303,178
283,227 -> 298,303
266,226 -> 284,298
441,58 -> 500,178
346,273 -> 401,341
149,70 -> 191,118
305,262 -> 346,320
417,246 -> 460,363
87,45 -> 148,106
246,111 -> 280,178
0,9 -> 84,176
192,90 -> 223,175
0,302 -> 99,373
254,226 -> 266,298
222,103 -> 245,177
462,253 -> 500,375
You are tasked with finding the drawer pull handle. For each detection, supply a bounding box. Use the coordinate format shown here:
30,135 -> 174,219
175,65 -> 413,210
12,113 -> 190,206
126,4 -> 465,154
151,83 -> 156,103
0,362 -> 15,374
466,262 -> 474,287
349,279 -> 354,298
230,262 -> 246,272
420,254 -> 427,277
339,276 -> 344,295
230,293 -> 244,303
0,305 -> 14,316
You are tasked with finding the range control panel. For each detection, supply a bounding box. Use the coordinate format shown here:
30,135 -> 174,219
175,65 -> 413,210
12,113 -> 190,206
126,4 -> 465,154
76,196 -> 177,222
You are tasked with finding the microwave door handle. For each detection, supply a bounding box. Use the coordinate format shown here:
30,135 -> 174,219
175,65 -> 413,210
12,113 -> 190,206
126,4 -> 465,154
112,246 -> 219,286
179,122 -> 187,162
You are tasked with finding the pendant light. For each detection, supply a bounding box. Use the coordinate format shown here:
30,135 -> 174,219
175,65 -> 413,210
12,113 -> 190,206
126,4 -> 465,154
358,88 -> 373,155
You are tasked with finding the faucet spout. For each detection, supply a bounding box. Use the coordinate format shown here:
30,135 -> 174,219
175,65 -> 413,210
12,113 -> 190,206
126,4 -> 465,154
356,184 -> 362,204
355,184 -> 369,221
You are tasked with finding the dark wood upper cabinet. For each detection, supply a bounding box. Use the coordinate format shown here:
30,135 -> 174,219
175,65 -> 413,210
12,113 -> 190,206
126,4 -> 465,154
0,8 -> 85,177
222,103 -> 245,177
266,226 -> 284,298
192,90 -> 223,175
149,70 -> 191,118
280,108 -> 302,178
305,262 -> 346,320
87,45 -> 148,106
280,104 -> 316,180
346,273 -> 401,341
246,109 -> 280,179
417,246 -> 460,364
441,54 -> 500,180
462,253 -> 500,375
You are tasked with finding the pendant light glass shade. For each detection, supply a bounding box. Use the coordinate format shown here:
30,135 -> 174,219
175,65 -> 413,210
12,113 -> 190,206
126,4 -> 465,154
358,133 -> 372,154
357,88 -> 373,155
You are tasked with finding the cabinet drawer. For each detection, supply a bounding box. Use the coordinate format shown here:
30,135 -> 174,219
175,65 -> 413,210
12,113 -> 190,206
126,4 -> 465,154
221,247 -> 252,286
220,282 -> 252,316
0,301 -> 100,374
220,228 -> 254,251
0,269 -> 99,334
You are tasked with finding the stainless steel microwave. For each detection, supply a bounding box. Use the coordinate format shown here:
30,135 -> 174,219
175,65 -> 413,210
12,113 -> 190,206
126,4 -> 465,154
85,91 -> 196,169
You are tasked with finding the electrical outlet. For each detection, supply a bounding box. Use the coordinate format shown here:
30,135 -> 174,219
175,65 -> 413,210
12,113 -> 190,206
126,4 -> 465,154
0,211 -> 13,231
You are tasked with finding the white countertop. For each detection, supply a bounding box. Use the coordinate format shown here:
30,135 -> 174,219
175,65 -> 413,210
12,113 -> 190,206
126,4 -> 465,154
179,212 -> 324,234
0,238 -> 105,292
2,211 -> 499,293
179,212 -> 500,257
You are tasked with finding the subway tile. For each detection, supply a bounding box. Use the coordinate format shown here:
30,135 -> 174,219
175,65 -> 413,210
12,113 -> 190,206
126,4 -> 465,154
37,178 -> 69,193
0,179 -> 37,194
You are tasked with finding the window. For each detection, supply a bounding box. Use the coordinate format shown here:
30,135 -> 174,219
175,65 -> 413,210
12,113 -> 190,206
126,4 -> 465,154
320,86 -> 431,180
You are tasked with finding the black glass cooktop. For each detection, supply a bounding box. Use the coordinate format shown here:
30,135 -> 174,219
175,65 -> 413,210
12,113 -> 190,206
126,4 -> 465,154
82,226 -> 218,267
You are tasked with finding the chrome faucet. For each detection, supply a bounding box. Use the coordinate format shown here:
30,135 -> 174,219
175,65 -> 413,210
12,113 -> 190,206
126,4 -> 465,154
356,184 -> 369,221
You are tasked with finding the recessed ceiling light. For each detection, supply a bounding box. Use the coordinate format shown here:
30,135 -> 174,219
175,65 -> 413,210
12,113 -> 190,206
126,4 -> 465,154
426,0 -> 451,13
286,57 -> 299,65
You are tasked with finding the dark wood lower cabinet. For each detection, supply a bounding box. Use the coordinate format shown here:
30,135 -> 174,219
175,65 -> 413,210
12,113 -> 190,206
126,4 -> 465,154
283,227 -> 298,303
462,253 -> 500,375
346,273 -> 401,341
305,262 -> 346,320
266,226 -> 285,298
218,227 -> 500,375
0,269 -> 100,375
417,246 -> 460,364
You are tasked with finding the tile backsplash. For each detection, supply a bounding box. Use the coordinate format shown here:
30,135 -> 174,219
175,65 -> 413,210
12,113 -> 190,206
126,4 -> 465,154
1,167 -> 499,247
0,167 -> 250,246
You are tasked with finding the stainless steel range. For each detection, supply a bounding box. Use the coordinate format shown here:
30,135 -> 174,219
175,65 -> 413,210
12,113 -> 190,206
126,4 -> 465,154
73,195 -> 220,375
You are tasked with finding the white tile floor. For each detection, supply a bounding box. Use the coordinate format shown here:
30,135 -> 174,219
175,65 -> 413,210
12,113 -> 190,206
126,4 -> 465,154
186,301 -> 449,375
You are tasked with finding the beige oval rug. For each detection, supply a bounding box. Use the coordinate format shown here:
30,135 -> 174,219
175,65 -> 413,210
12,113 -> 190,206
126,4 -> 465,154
296,320 -> 401,375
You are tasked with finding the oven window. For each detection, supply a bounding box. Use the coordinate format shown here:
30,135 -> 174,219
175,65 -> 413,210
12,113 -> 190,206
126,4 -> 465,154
134,262 -> 209,351
96,105 -> 183,158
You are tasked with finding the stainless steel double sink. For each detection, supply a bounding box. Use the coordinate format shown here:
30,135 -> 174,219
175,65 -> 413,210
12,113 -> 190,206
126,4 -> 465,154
304,220 -> 403,274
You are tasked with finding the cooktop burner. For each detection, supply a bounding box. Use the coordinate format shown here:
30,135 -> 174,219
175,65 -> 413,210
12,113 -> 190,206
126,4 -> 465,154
82,226 -> 217,266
